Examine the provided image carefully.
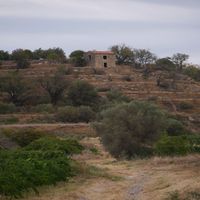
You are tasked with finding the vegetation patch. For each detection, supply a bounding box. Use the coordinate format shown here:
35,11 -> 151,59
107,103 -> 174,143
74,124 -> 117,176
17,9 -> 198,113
2,129 -> 46,147
155,135 -> 200,156
25,137 -> 84,155
0,137 -> 84,198
93,101 -> 167,158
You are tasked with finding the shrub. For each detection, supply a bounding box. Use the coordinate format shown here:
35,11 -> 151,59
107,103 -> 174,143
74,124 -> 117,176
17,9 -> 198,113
93,101 -> 167,158
0,102 -> 17,114
2,129 -> 46,147
0,150 -> 74,198
78,106 -> 96,123
0,117 -> 19,125
106,89 -> 130,103
55,106 -> 95,123
56,106 -> 80,123
30,104 -> 55,113
184,65 -> 200,82
25,137 -> 84,155
155,135 -> 200,156
166,118 -> 186,136
178,101 -> 194,110
67,80 -> 99,107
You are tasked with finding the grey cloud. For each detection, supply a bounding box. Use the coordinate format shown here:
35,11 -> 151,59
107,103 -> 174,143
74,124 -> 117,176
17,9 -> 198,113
0,0 -> 200,64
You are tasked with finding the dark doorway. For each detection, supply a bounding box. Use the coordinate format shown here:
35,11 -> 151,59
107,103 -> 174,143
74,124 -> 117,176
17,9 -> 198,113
104,63 -> 108,68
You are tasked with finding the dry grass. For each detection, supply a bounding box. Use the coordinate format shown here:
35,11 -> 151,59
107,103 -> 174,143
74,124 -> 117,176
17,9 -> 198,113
10,137 -> 199,200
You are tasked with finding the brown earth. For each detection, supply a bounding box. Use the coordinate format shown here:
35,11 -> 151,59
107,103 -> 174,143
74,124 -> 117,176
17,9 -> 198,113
0,63 -> 199,132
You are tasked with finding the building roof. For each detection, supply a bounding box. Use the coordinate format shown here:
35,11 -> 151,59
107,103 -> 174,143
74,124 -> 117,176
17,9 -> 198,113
87,50 -> 114,55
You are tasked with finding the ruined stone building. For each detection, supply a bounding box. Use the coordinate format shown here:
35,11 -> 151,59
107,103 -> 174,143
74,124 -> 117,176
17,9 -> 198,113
85,51 -> 116,68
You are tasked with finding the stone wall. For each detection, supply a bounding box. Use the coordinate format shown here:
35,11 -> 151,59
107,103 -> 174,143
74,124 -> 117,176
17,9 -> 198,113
85,52 -> 116,68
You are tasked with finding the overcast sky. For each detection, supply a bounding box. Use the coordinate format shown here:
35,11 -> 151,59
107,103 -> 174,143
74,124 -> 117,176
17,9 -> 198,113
0,0 -> 200,64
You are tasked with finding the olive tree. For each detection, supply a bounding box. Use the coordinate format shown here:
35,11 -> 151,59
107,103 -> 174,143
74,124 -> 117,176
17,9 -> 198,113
110,44 -> 134,65
67,80 -> 99,107
39,70 -> 68,106
172,53 -> 189,71
69,50 -> 87,67
11,49 -> 32,69
0,72 -> 31,106
134,49 -> 157,68
93,101 -> 167,158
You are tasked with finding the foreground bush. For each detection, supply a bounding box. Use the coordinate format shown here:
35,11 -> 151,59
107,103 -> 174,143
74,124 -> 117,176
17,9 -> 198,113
0,150 -> 74,198
0,137 -> 83,198
25,137 -> 84,155
155,135 -> 200,156
93,101 -> 167,158
55,106 -> 95,123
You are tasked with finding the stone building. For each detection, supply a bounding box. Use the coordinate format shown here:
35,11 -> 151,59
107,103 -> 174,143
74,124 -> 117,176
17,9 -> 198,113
85,51 -> 116,68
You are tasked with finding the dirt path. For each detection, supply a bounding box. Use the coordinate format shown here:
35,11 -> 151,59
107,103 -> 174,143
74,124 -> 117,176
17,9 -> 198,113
23,137 -> 200,200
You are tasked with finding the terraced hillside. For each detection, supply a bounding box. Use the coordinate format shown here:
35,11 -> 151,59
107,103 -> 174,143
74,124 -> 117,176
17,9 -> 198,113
0,62 -> 199,132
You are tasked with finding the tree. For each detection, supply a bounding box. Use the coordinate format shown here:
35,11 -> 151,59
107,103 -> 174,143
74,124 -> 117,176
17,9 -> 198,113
134,49 -> 157,68
172,53 -> 189,71
32,48 -> 67,63
46,48 -> 66,63
69,50 -> 87,67
156,57 -> 176,71
39,70 -> 68,106
11,49 -> 31,69
184,65 -> 200,81
67,80 -> 99,107
93,101 -> 167,158
110,44 -> 134,65
0,50 -> 10,61
0,72 -> 30,106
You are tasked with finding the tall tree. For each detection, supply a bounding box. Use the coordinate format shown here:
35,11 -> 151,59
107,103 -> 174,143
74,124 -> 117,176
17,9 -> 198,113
110,44 -> 134,65
39,70 -> 68,105
0,72 -> 30,106
134,49 -> 157,68
0,50 -> 10,61
172,53 -> 189,71
11,49 -> 31,69
69,50 -> 87,67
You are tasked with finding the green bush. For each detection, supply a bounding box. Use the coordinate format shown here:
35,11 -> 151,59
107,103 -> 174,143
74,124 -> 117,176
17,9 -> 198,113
0,137 -> 83,198
184,65 -> 200,82
2,129 -> 46,147
155,135 -> 200,156
93,101 -> 167,158
55,106 -> 80,123
67,80 -> 99,107
106,89 -> 130,103
55,106 -> 95,123
25,137 -> 84,155
0,102 -> 17,114
30,104 -> 55,113
78,106 -> 96,123
0,150 -> 74,198
166,118 -> 186,136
